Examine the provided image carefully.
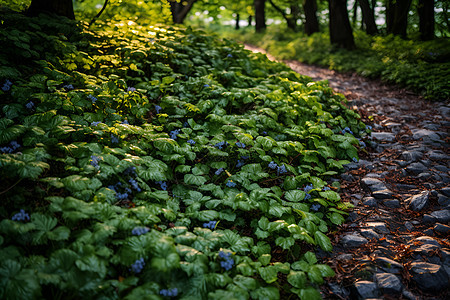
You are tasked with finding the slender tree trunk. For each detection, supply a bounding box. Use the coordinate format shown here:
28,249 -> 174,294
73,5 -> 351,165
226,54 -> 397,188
268,0 -> 297,31
329,0 -> 355,49
303,0 -> 319,35
386,0 -> 412,37
358,0 -> 378,34
248,15 -> 253,27
170,0 -> 197,24
235,13 -> 240,30
27,0 -> 75,19
254,0 -> 267,32
352,0 -> 358,26
418,0 -> 434,40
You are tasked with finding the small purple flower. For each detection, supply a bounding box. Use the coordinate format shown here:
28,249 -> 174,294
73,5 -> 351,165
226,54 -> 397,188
310,203 -> 321,211
124,166 -> 136,176
304,194 -> 312,200
88,95 -> 97,103
2,79 -> 12,91
218,251 -> 234,271
203,84 -> 210,88
235,142 -> 246,148
130,258 -> 145,273
11,209 -> 30,222
156,181 -> 167,191
359,141 -> 366,148
122,120 -> 129,125
155,105 -> 162,114
129,178 -> 141,192
322,187 -> 330,191
63,84 -> 74,90
26,101 -> 35,110
111,134 -> 119,144
236,160 -> 244,168
132,226 -> 149,235
241,155 -> 249,160
127,87 -> 136,92
170,129 -> 180,140
203,221 -> 217,229
352,157 -> 358,163
268,161 -> 277,169
160,288 -> 178,297
91,121 -> 101,126
183,121 -> 189,128
187,139 -> 195,145
262,131 -> 267,135
215,168 -> 224,175
304,184 -> 314,193
226,180 -> 236,187
276,164 -> 287,175
214,141 -> 229,150
366,125 -> 372,130
90,155 -> 102,169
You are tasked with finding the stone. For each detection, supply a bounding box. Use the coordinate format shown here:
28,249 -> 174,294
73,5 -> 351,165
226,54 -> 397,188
328,283 -> 350,299
354,281 -> 380,299
365,222 -> 389,234
360,229 -> 380,240
430,209 -> 450,223
362,197 -> 378,207
341,234 -> 368,248
427,150 -> 449,160
375,257 -> 403,273
372,132 -> 396,142
406,191 -> 430,211
422,214 -> 435,224
402,289 -> 417,300
441,187 -> 450,197
434,223 -> 450,234
413,236 -> 441,247
401,150 -> 423,162
437,194 -> 450,207
423,228 -> 435,236
375,273 -> 403,294
361,177 -> 387,193
417,172 -> 432,180
340,174 -> 355,181
384,199 -> 400,208
336,253 -> 353,260
412,129 -> 441,141
404,221 -> 414,231
406,162 -> 428,174
409,262 -> 449,293
372,189 -> 395,200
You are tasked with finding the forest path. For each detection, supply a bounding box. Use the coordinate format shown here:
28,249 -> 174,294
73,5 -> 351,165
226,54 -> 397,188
245,44 -> 450,299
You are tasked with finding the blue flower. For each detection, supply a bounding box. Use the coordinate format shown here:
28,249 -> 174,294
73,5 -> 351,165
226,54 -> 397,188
304,194 -> 312,200
322,187 -> 330,191
215,168 -> 224,175
235,142 -> 246,148
122,120 -> 129,125
310,203 -> 321,211
342,127 -> 353,135
91,121 -> 101,126
11,209 -> 30,222
160,288 -> 178,297
183,121 -> 189,128
226,180 -> 236,187
90,155 -> 102,169
2,79 -> 12,91
88,95 -> 97,103
170,129 -> 180,140
268,161 -> 277,169
155,105 -> 162,114
132,226 -> 149,235
203,221 -> 217,229
111,134 -> 119,144
276,164 -> 287,175
130,258 -> 145,273
352,157 -> 358,163
1,141 -> 21,153
359,141 -> 366,148
129,178 -> 141,192
262,131 -> 267,135
127,87 -> 136,92
0,146 -> 13,153
218,251 -> 234,271
236,160 -> 244,168
9,141 -> 20,150
124,166 -> 136,176
63,84 -> 74,90
214,141 -> 229,149
116,192 -> 128,200
187,139 -> 195,145
203,84 -> 210,88
26,101 -> 35,110
156,181 -> 168,191
241,155 -> 249,160
227,54 -> 233,58
366,125 -> 372,130
219,251 -> 231,259
304,184 -> 314,193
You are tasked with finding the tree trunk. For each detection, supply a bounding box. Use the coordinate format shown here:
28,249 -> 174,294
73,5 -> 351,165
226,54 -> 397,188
418,0 -> 434,40
352,0 -> 358,26
303,0 -> 319,35
235,13 -> 240,30
358,0 -> 378,35
329,0 -> 355,49
27,0 -> 75,19
248,15 -> 253,27
170,0 -> 197,24
386,0 -> 412,37
268,0 -> 297,31
254,0 -> 267,32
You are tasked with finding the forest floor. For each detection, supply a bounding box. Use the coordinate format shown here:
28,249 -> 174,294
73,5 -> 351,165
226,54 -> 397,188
245,45 -> 450,300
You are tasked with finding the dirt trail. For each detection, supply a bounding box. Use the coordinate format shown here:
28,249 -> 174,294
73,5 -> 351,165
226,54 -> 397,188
245,44 -> 450,300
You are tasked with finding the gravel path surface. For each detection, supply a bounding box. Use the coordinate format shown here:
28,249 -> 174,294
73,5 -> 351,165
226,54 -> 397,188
245,44 -> 450,299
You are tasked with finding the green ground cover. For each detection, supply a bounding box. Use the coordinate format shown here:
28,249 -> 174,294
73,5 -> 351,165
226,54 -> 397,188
0,13 -> 369,299
214,25 -> 450,101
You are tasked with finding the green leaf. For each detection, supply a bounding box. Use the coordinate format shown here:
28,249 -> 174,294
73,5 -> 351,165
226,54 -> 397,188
285,190 -> 306,202
295,287 -> 322,300
287,270 -> 306,288
304,252 -> 317,265
329,212 -> 345,225
47,226 -> 70,241
184,174 -> 207,186
314,231 -> 332,251
250,287 -> 280,300
319,190 -> 340,201
275,237 -> 295,250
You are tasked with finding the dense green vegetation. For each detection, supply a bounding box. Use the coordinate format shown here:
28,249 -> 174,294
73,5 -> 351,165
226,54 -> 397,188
210,25 -> 450,101
0,9 -> 370,299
